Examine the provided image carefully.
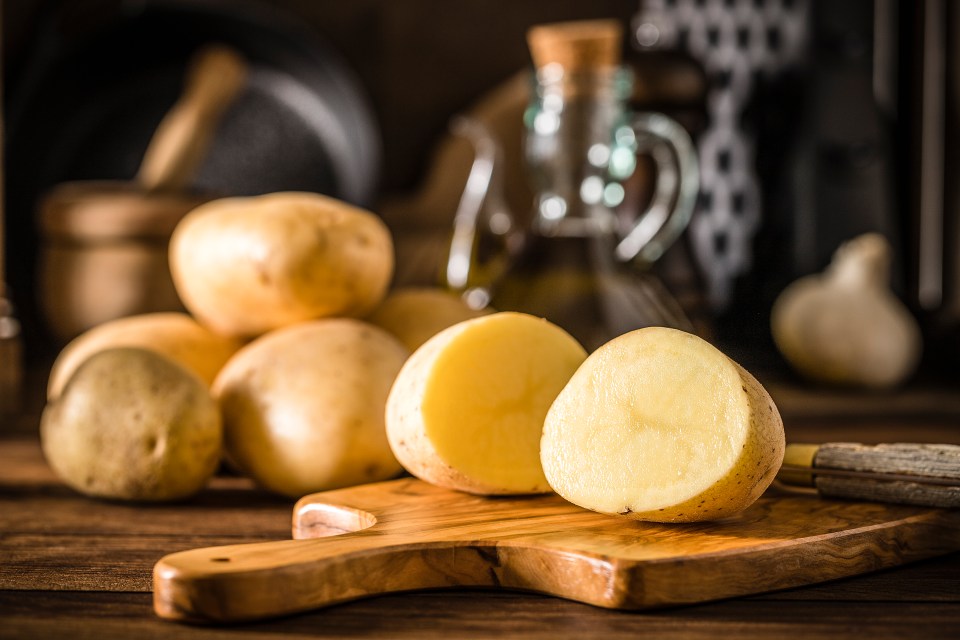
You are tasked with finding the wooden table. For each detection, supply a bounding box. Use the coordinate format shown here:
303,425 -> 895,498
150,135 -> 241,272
3,379 -> 960,639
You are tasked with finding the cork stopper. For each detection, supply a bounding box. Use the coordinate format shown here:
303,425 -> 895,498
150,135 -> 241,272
526,19 -> 624,71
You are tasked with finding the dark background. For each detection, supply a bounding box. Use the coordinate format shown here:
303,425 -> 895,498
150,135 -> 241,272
3,0 -> 958,385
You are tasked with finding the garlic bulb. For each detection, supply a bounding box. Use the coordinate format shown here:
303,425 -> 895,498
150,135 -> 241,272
771,233 -> 922,389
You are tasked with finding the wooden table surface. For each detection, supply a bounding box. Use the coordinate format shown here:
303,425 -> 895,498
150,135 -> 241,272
3,376 -> 960,639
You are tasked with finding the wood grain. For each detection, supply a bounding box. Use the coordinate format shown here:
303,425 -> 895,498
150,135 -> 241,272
153,477 -> 960,623
817,442 -> 960,478
7,590 -> 960,640
0,438 -> 292,593
816,443 -> 960,507
3,434 -> 960,639
780,442 -> 960,507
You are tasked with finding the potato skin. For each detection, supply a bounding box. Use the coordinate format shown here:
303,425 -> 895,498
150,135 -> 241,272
170,192 -> 394,338
41,347 -> 223,502
213,319 -> 408,498
385,323 -> 487,492
46,312 -> 244,400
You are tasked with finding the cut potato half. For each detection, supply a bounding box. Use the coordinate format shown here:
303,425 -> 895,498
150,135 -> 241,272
386,312 -> 587,495
542,327 -> 784,522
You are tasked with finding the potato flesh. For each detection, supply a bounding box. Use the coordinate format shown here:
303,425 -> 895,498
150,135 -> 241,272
387,312 -> 587,494
542,327 -> 784,522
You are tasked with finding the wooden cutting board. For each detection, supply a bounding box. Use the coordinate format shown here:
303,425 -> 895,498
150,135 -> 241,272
153,477 -> 960,623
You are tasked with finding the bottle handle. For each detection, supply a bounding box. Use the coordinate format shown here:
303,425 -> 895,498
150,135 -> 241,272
614,112 -> 699,267
443,117 -> 521,302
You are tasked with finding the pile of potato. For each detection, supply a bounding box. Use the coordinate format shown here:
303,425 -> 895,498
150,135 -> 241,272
40,192 -> 486,501
42,190 -> 785,523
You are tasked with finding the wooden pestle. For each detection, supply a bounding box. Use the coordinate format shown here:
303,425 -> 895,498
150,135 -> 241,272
37,44 -> 248,341
41,43 -> 248,239
136,44 -> 248,193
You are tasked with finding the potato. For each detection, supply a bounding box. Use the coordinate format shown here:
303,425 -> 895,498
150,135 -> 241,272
213,318 -> 408,498
367,287 -> 491,352
386,312 -> 587,495
541,327 -> 785,523
47,312 -> 244,400
40,347 -> 222,502
170,192 -> 394,338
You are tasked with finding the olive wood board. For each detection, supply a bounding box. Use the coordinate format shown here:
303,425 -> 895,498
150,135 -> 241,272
153,477 -> 960,623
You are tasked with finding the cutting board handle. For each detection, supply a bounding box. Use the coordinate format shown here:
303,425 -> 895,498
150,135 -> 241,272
153,481 -> 625,623
136,44 -> 247,193
153,530 -> 593,623
154,533 -> 413,622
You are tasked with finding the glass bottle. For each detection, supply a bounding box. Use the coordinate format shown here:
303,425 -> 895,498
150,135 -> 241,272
446,64 -> 699,351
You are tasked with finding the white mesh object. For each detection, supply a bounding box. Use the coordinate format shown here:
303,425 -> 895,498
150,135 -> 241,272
632,0 -> 809,308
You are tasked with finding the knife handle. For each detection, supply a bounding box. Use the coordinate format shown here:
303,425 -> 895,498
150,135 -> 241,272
780,442 -> 960,508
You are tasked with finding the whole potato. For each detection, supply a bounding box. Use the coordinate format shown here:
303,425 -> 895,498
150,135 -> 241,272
41,347 -> 223,502
47,312 -> 245,400
213,318 -> 408,498
170,192 -> 394,337
367,287 -> 492,352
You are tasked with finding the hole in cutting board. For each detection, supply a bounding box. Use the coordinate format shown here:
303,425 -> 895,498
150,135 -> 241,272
293,502 -> 378,540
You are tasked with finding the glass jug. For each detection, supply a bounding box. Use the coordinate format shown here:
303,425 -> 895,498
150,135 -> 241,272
445,64 -> 699,351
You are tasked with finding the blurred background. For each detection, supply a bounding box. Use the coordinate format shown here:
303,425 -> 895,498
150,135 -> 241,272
2,0 -> 958,425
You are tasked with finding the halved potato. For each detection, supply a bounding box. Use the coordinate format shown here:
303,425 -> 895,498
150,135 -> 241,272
386,312 -> 587,495
542,327 -> 785,522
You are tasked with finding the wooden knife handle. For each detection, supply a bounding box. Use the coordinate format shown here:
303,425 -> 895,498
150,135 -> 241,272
781,442 -> 960,508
